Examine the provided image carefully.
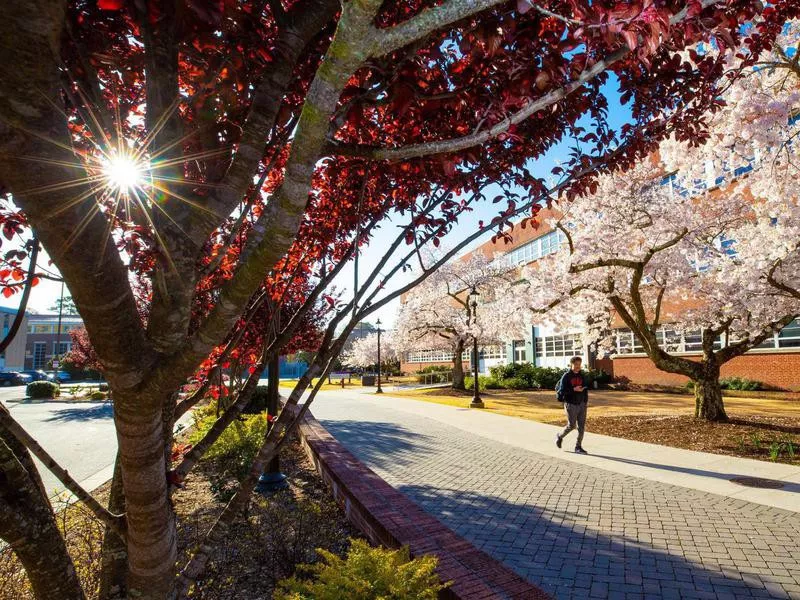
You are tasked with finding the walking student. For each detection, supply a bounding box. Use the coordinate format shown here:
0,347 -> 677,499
555,356 -> 589,454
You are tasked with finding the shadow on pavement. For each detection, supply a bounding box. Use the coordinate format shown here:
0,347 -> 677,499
590,454 -> 800,494
316,418 -> 435,469
320,417 -> 798,600
45,403 -> 114,422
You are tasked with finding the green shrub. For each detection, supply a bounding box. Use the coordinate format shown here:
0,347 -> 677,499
243,385 -> 270,414
89,390 -> 106,400
463,375 -> 497,391
489,363 -> 566,390
26,381 -> 59,399
720,377 -> 762,391
98,383 -> 109,392
188,408 -> 268,501
415,365 -> 451,374
503,376 -> 530,390
276,538 -> 446,600
587,369 -> 612,386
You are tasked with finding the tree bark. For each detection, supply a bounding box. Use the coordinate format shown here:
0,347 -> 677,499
693,365 -> 728,422
451,338 -> 465,390
0,432 -> 86,600
113,399 -> 176,599
98,456 -> 128,600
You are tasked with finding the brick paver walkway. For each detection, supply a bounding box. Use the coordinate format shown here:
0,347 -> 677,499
311,392 -> 800,600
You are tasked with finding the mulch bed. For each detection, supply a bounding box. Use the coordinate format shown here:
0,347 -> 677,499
565,414 -> 800,465
0,434 -> 356,600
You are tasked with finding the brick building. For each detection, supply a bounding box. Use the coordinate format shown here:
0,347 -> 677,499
23,314 -> 83,370
400,182 -> 800,391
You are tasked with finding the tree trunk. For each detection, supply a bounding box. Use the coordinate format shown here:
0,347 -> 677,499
0,433 -> 86,600
114,399 -> 176,599
693,370 -> 728,422
98,455 -> 127,600
451,339 -> 465,390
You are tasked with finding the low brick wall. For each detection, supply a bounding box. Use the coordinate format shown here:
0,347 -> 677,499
613,352 -> 800,391
297,410 -> 551,600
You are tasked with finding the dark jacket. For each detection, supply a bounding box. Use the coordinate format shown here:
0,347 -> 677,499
558,370 -> 589,404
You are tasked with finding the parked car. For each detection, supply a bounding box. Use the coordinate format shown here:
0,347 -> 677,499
45,371 -> 72,383
0,372 -> 32,386
22,370 -> 51,382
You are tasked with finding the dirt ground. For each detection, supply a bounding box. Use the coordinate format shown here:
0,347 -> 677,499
392,387 -> 800,465
0,434 -> 356,600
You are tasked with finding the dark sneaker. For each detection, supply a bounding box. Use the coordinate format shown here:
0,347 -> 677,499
555,435 -> 562,449
574,446 -> 588,455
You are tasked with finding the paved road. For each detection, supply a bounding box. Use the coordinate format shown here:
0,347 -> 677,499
310,391 -> 800,600
2,387 -> 192,500
2,391 -> 118,498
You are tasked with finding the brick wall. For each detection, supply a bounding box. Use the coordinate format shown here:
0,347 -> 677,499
400,359 -> 453,375
297,409 -> 550,600
613,352 -> 800,391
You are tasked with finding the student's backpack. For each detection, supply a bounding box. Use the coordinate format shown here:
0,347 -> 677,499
555,377 -> 566,402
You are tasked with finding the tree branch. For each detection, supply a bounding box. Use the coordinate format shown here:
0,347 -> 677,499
373,0 -> 507,57
0,404 -> 127,541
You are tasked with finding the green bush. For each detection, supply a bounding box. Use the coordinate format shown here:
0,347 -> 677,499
26,381 -> 59,399
588,369 -> 612,386
720,377 -> 762,391
488,363 -> 566,390
89,390 -> 106,401
503,376 -> 530,390
276,538 -> 446,600
98,383 -> 109,392
463,375 -> 497,391
415,365 -> 450,374
243,385 -> 270,414
188,407 -> 268,501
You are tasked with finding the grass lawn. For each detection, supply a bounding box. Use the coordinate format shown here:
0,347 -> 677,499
391,387 -> 800,464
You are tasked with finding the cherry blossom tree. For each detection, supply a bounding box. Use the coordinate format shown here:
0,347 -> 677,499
520,129 -> 800,422
395,252 -> 526,388
343,331 -> 398,369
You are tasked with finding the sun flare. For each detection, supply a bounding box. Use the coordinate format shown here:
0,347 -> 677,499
103,153 -> 145,194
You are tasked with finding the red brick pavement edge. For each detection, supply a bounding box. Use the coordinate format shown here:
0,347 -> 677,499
296,409 -> 552,600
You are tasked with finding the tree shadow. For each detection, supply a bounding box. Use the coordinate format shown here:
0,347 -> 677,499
44,403 -> 114,422
727,417 -> 800,435
321,417 -> 800,599
315,418 -> 434,469
590,454 -> 800,494
396,481 -> 798,599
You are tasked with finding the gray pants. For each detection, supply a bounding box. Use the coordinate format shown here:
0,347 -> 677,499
558,401 -> 587,446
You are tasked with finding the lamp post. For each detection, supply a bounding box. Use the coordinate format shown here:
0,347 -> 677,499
469,287 -> 484,408
256,354 -> 288,494
54,280 -> 64,371
375,318 -> 383,394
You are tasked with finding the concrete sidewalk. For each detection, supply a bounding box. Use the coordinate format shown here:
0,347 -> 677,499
352,392 -> 800,513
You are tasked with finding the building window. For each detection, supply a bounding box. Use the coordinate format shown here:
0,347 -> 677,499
406,350 -> 455,363
513,340 -> 527,363
778,319 -> 800,348
32,342 -> 47,370
53,341 -> 71,356
535,334 -> 581,358
506,230 -> 564,266
32,324 -> 52,334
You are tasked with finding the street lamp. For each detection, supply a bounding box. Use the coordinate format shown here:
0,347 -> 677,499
376,318 -> 384,394
469,287 -> 484,409
256,354 -> 288,494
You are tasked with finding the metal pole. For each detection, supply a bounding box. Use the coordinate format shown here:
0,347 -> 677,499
376,320 -> 383,394
469,294 -> 484,409
54,280 -> 64,371
256,353 -> 288,494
